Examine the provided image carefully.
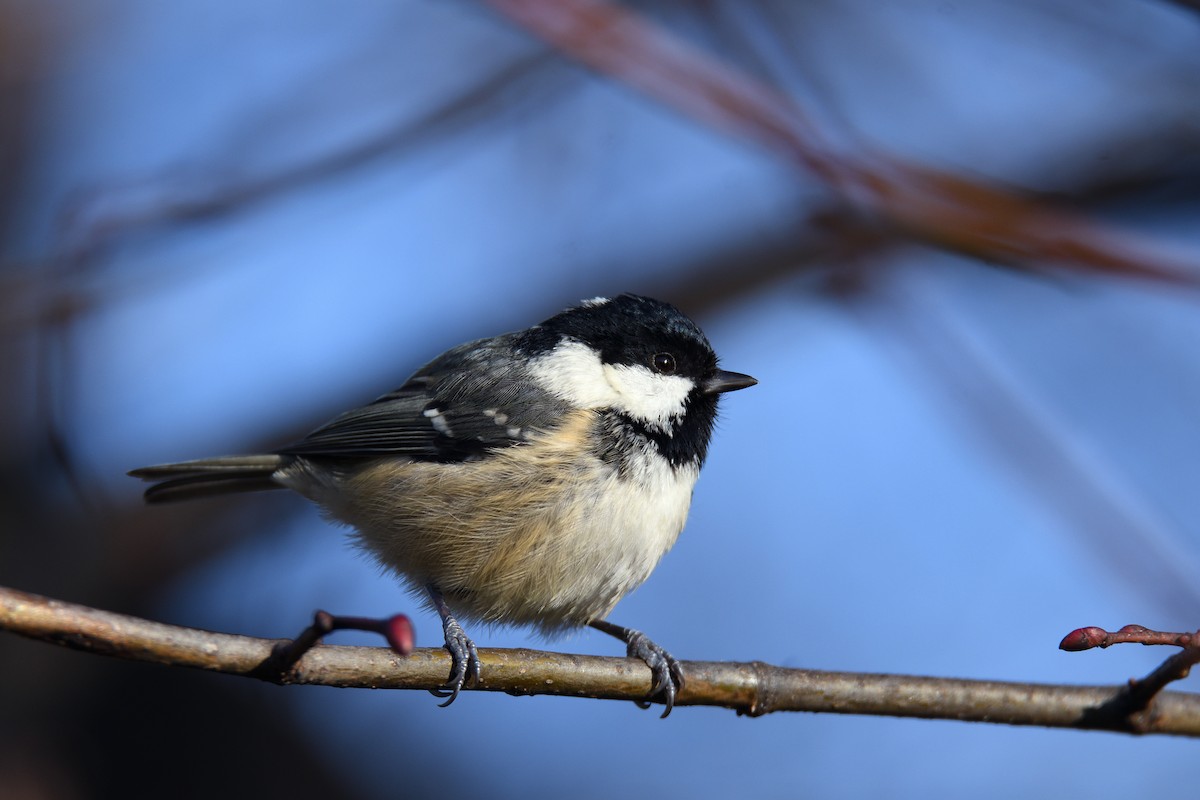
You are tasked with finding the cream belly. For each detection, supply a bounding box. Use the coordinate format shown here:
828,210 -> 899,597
501,456 -> 698,630
288,410 -> 699,632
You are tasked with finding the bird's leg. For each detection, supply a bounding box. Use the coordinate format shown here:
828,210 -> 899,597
590,619 -> 684,717
261,609 -> 414,679
427,585 -> 481,706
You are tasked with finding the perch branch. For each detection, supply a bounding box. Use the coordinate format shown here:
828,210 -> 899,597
3,586 -> 1200,735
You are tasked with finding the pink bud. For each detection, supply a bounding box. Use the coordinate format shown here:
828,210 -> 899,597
384,614 -> 415,656
1059,626 -> 1108,651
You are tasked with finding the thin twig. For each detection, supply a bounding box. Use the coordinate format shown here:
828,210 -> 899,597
1060,624 -> 1200,731
3,586 -> 1199,735
1060,624 -> 1197,650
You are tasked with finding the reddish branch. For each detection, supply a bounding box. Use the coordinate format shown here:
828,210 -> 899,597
1061,624 -> 1198,651
481,0 -> 1199,287
1060,624 -> 1200,731
4,585 -> 1200,735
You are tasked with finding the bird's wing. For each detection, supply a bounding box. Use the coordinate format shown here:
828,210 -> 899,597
279,336 -> 572,462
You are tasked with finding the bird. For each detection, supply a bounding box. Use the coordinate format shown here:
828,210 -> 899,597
130,293 -> 756,715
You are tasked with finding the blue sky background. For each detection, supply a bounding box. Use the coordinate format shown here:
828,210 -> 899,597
3,2 -> 1199,798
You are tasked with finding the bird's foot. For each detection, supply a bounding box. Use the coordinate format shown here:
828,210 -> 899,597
590,620 -> 684,717
426,586 -> 480,706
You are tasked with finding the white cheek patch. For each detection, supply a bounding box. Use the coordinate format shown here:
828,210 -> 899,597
528,340 -> 620,409
528,340 -> 696,431
602,363 -> 695,431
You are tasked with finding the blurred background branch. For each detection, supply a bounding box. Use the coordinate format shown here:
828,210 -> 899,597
483,0 -> 1200,284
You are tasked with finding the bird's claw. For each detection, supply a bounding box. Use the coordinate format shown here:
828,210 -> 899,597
623,629 -> 685,718
429,614 -> 480,706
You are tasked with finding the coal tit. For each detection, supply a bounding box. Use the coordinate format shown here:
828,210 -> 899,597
130,294 -> 755,715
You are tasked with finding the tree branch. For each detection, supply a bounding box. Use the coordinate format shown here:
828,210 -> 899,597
480,0 -> 1200,288
3,586 -> 1199,735
1061,624 -> 1200,730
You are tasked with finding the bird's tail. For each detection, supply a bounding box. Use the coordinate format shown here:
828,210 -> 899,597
128,455 -> 287,504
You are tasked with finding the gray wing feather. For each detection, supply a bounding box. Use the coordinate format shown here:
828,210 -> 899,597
280,335 -> 570,462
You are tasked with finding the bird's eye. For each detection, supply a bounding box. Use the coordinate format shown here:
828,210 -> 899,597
652,353 -> 676,374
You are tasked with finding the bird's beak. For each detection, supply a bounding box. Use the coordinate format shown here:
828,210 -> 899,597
702,370 -> 757,395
